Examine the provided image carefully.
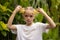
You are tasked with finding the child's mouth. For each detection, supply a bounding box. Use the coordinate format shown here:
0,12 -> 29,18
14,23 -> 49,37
27,20 -> 31,22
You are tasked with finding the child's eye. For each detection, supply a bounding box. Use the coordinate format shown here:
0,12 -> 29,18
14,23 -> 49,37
30,15 -> 33,17
25,15 -> 28,17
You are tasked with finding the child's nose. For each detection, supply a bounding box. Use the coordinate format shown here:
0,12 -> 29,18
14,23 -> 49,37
27,17 -> 30,19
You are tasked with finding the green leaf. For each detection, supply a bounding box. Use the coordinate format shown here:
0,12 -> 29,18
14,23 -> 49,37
0,21 -> 9,31
1,31 -> 7,37
0,24 -> 3,31
35,13 -> 43,22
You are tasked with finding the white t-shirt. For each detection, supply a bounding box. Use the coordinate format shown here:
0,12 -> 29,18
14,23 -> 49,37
11,22 -> 48,40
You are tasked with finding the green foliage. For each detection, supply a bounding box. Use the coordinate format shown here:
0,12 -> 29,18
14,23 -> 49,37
43,27 -> 58,40
34,13 -> 43,22
0,21 -> 9,37
19,0 -> 30,7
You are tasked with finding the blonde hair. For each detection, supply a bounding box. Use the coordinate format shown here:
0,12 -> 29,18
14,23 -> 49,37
20,7 -> 38,14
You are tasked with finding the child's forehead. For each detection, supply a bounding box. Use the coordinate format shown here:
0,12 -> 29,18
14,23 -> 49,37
25,10 -> 33,13
24,10 -> 35,16
24,11 -> 34,15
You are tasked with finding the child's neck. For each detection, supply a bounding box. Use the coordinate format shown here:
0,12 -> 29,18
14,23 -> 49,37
26,22 -> 33,26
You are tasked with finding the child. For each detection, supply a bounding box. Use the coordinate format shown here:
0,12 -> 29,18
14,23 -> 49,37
7,5 -> 56,40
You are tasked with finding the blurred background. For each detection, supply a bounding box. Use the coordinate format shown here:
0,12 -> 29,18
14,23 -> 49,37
0,0 -> 60,40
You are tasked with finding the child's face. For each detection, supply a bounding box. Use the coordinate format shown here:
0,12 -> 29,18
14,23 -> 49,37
23,9 -> 35,24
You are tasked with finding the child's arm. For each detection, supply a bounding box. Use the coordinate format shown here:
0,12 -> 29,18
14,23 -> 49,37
7,5 -> 22,30
37,8 -> 56,29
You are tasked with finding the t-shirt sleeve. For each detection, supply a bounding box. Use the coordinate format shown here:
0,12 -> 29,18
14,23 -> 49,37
38,22 -> 48,33
11,25 -> 21,34
41,23 -> 48,32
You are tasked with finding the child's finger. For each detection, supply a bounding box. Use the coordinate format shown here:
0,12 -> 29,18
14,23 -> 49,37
15,5 -> 22,12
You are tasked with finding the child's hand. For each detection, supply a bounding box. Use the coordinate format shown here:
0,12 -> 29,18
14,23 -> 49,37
15,5 -> 22,12
37,7 -> 46,15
